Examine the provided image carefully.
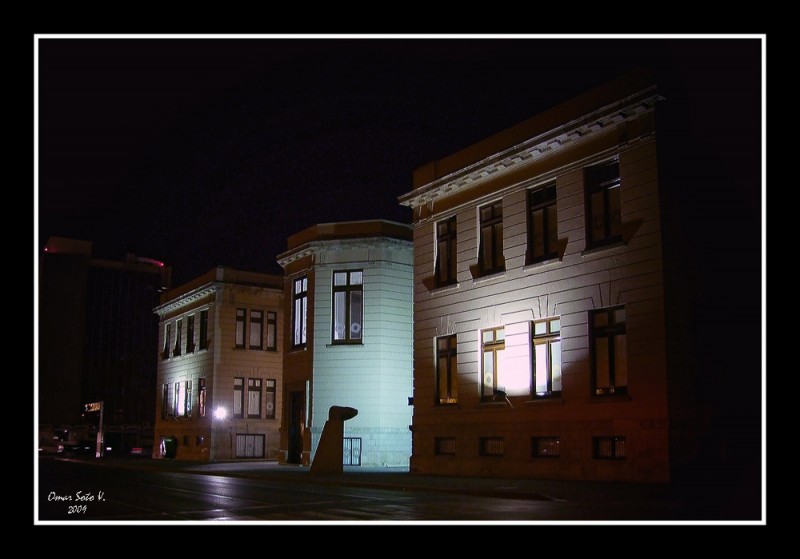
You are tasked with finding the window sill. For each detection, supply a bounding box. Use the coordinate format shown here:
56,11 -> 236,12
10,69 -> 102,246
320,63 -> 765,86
587,393 -> 631,403
524,397 -> 564,406
470,269 -> 507,285
325,342 -> 364,348
476,401 -> 512,409
523,256 -> 561,273
289,346 -> 307,353
581,239 -> 625,257
429,282 -> 460,294
434,402 -> 461,409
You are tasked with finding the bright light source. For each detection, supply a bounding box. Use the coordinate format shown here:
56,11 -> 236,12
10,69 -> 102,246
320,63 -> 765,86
214,407 -> 227,420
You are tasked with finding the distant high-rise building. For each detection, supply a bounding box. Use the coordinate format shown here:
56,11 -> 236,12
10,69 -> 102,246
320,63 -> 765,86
38,237 -> 171,430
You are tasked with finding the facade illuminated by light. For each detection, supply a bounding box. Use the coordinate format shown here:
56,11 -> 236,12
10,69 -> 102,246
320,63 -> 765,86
399,70 -> 695,482
277,220 -> 414,468
153,266 -> 284,461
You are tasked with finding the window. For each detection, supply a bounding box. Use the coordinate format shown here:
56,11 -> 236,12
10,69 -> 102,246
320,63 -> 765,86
162,323 -> 171,359
591,307 -> 627,396
199,309 -> 209,350
249,310 -> 263,349
478,201 -> 504,275
233,377 -> 244,418
481,327 -> 505,401
332,271 -> 363,343
161,383 -> 169,419
173,319 -> 182,357
435,437 -> 456,456
585,160 -> 622,248
186,315 -> 195,353
266,311 -> 277,351
532,437 -> 561,458
247,378 -> 262,418
435,216 -> 457,286
527,183 -> 558,263
479,437 -> 504,456
594,436 -> 626,459
532,318 -> 562,398
174,381 -> 191,418
235,309 -> 246,349
235,434 -> 265,458
436,335 -> 458,405
265,379 -> 276,419
198,378 -> 206,418
292,277 -> 308,348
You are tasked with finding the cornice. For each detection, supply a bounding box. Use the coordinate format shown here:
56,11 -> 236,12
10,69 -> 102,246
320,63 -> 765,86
399,91 -> 664,209
153,283 -> 218,317
278,236 -> 413,268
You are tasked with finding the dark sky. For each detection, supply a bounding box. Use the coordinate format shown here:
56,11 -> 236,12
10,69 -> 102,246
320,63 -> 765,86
37,37 -> 762,288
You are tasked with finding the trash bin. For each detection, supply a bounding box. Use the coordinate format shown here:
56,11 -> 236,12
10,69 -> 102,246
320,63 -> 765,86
163,436 -> 177,459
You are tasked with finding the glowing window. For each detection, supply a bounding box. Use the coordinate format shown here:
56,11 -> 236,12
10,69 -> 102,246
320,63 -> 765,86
292,277 -> 308,348
247,378 -> 262,418
233,377 -> 244,418
265,379 -> 276,419
481,327 -> 505,401
249,310 -> 263,349
332,270 -> 363,344
266,311 -> 277,351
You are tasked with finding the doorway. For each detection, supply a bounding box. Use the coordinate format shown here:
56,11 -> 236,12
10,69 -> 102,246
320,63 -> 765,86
288,391 -> 304,464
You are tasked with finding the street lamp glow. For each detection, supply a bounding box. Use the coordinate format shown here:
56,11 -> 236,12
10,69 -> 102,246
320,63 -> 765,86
214,407 -> 227,420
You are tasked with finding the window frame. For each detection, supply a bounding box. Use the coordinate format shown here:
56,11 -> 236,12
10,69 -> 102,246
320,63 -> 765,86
162,323 -> 171,360
247,378 -> 262,418
173,380 -> 191,418
478,200 -> 505,276
173,319 -> 182,357
435,216 -> 458,287
531,317 -> 562,399
233,377 -> 244,419
265,379 -> 276,419
161,383 -> 169,419
527,182 -> 559,264
331,270 -> 364,344
249,310 -> 263,350
531,436 -> 561,458
479,437 -> 505,457
481,327 -> 505,401
590,306 -> 628,396
235,308 -> 246,349
584,160 -> 622,249
435,334 -> 458,405
266,311 -> 277,351
593,436 -> 626,460
292,277 -> 308,349
199,309 -> 209,351
186,314 -> 195,353
198,378 -> 206,418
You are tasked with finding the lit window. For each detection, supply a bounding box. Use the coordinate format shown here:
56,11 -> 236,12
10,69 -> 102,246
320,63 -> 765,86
527,183 -> 558,263
198,378 -> 206,418
435,216 -> 457,286
481,327 -> 506,401
585,160 -> 622,249
247,378 -> 262,418
173,319 -> 182,357
162,323 -> 171,360
233,377 -> 244,418
266,311 -> 277,351
174,381 -> 191,418
186,315 -> 195,353
332,271 -> 363,343
591,307 -> 627,396
478,201 -> 504,275
292,277 -> 308,348
436,335 -> 458,405
235,309 -> 246,349
265,379 -> 276,419
532,318 -> 562,398
249,310 -> 263,349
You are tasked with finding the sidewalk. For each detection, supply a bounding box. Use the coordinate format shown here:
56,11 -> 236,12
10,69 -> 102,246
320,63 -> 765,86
58,455 -> 677,505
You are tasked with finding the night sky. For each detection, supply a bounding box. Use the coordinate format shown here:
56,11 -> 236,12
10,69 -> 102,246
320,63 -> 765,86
37,37 -> 762,287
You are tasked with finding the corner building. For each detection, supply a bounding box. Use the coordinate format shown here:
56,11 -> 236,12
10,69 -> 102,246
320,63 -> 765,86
153,267 -> 284,461
400,71 -> 694,482
277,220 -> 414,468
